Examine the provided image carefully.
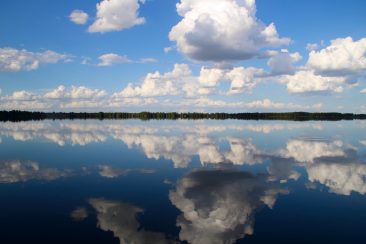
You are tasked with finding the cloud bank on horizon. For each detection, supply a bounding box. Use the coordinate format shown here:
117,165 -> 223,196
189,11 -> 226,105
0,0 -> 365,112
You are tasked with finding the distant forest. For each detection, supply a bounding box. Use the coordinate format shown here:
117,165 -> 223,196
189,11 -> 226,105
1,110 -> 366,122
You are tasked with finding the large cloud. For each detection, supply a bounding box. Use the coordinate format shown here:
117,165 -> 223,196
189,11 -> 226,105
169,0 -> 290,61
0,47 -> 70,72
280,70 -> 347,94
88,0 -> 145,33
307,37 -> 366,76
278,37 -> 366,94
114,64 -> 190,98
169,169 -> 288,244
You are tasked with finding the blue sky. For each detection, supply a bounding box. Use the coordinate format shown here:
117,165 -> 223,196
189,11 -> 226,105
0,0 -> 365,112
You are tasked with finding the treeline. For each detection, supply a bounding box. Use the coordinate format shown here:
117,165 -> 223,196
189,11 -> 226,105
1,110 -> 366,122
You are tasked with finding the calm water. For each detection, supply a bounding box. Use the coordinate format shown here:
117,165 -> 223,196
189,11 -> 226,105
0,119 -> 365,243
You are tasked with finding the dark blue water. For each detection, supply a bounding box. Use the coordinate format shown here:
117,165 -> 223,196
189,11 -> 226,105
0,119 -> 365,243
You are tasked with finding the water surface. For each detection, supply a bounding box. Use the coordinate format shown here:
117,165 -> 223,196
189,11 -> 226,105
0,119 -> 365,243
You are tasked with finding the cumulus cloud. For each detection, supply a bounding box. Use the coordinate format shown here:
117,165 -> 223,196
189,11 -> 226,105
225,67 -> 265,94
0,85 -> 107,112
0,47 -> 70,72
64,86 -> 107,100
69,10 -> 89,25
88,0 -> 145,33
0,63 -> 325,111
114,64 -> 190,97
97,53 -> 131,66
274,37 -> 366,94
88,198 -> 174,244
307,37 -> 366,76
169,169 -> 288,244
169,0 -> 290,61
116,64 -> 267,98
280,70 -> 347,94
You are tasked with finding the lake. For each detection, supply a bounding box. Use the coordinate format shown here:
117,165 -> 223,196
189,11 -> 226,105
0,119 -> 365,243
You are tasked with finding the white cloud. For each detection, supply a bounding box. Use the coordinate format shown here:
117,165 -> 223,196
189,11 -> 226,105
97,53 -> 131,66
9,90 -> 34,100
225,67 -> 265,94
69,10 -> 89,25
184,97 -> 321,111
274,37 -> 366,94
0,47 -> 70,72
70,86 -> 107,99
307,37 -> 366,76
114,63 -> 190,97
44,85 -> 66,99
169,0 -> 290,61
280,70 -> 347,93
360,88 -> 366,94
0,86 -> 108,111
88,0 -> 145,33
199,67 -> 225,87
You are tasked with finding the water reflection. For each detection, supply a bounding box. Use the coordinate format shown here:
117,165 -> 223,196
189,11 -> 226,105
1,120 -> 366,243
0,160 -> 70,183
88,199 -> 176,244
71,207 -> 89,222
98,165 -> 156,178
276,139 -> 366,195
0,120 -> 322,147
170,169 -> 288,244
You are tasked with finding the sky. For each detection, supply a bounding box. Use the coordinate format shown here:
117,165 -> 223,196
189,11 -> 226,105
0,0 -> 365,112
